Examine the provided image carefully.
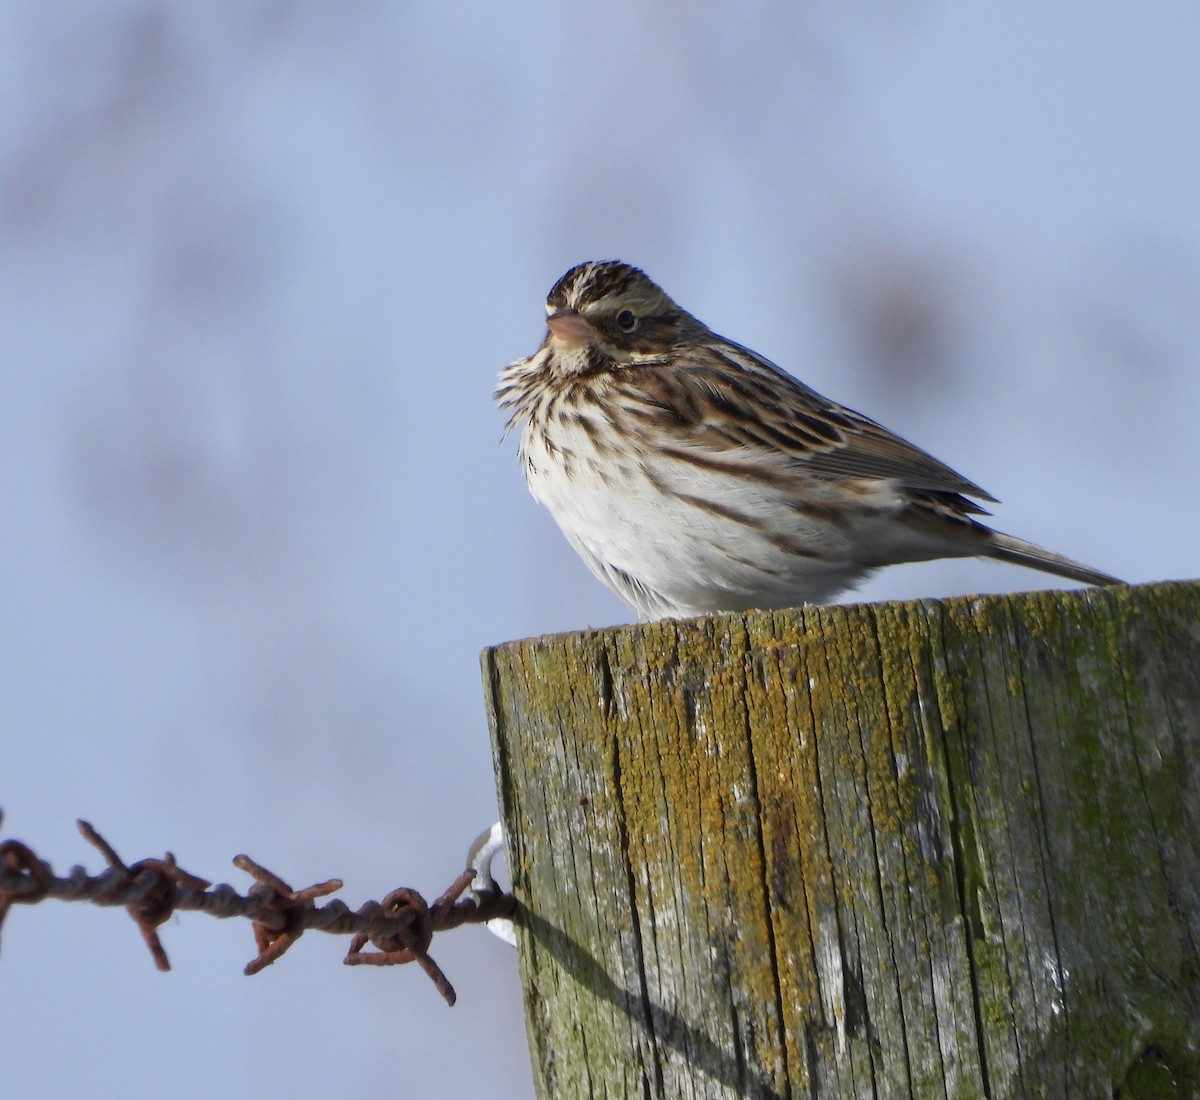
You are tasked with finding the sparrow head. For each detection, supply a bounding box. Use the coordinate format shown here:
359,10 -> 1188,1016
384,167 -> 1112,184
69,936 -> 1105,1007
542,261 -> 702,370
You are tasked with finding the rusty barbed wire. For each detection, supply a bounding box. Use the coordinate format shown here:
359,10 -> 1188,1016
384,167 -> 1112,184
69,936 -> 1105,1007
0,811 -> 515,1005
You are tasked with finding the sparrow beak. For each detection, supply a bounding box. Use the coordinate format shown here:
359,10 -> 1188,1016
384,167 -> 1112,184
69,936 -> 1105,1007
546,308 -> 594,345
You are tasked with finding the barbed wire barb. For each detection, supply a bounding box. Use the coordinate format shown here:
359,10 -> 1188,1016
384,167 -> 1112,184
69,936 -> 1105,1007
0,810 -> 515,1005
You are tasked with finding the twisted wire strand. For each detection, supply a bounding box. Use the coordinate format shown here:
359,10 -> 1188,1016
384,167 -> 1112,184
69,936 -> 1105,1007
0,813 -> 515,1005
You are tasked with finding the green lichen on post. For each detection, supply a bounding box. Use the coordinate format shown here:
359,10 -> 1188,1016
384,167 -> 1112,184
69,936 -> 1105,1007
482,581 -> 1200,1100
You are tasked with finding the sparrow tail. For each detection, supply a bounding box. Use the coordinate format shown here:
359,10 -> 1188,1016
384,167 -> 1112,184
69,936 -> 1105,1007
986,531 -> 1123,588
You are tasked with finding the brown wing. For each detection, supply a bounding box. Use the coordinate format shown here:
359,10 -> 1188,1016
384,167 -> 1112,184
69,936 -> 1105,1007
615,339 -> 997,512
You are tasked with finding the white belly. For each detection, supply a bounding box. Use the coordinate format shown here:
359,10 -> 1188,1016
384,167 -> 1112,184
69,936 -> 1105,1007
519,419 -> 876,619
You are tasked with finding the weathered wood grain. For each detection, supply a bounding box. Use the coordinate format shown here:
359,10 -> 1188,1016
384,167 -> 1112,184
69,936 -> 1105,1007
482,581 -> 1200,1099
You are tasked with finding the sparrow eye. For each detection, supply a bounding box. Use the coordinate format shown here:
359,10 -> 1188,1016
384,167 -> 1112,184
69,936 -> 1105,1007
616,309 -> 637,332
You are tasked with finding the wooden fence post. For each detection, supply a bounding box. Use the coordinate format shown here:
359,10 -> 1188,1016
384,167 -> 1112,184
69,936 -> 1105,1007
482,581 -> 1200,1099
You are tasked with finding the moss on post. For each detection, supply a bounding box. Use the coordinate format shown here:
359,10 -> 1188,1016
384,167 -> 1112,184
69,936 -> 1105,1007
482,581 -> 1200,1099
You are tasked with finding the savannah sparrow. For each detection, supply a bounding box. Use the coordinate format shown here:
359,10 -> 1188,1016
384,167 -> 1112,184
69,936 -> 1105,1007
497,260 -> 1121,621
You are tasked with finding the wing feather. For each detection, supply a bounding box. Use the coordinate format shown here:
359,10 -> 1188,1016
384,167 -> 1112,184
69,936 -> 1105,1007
616,338 -> 997,509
